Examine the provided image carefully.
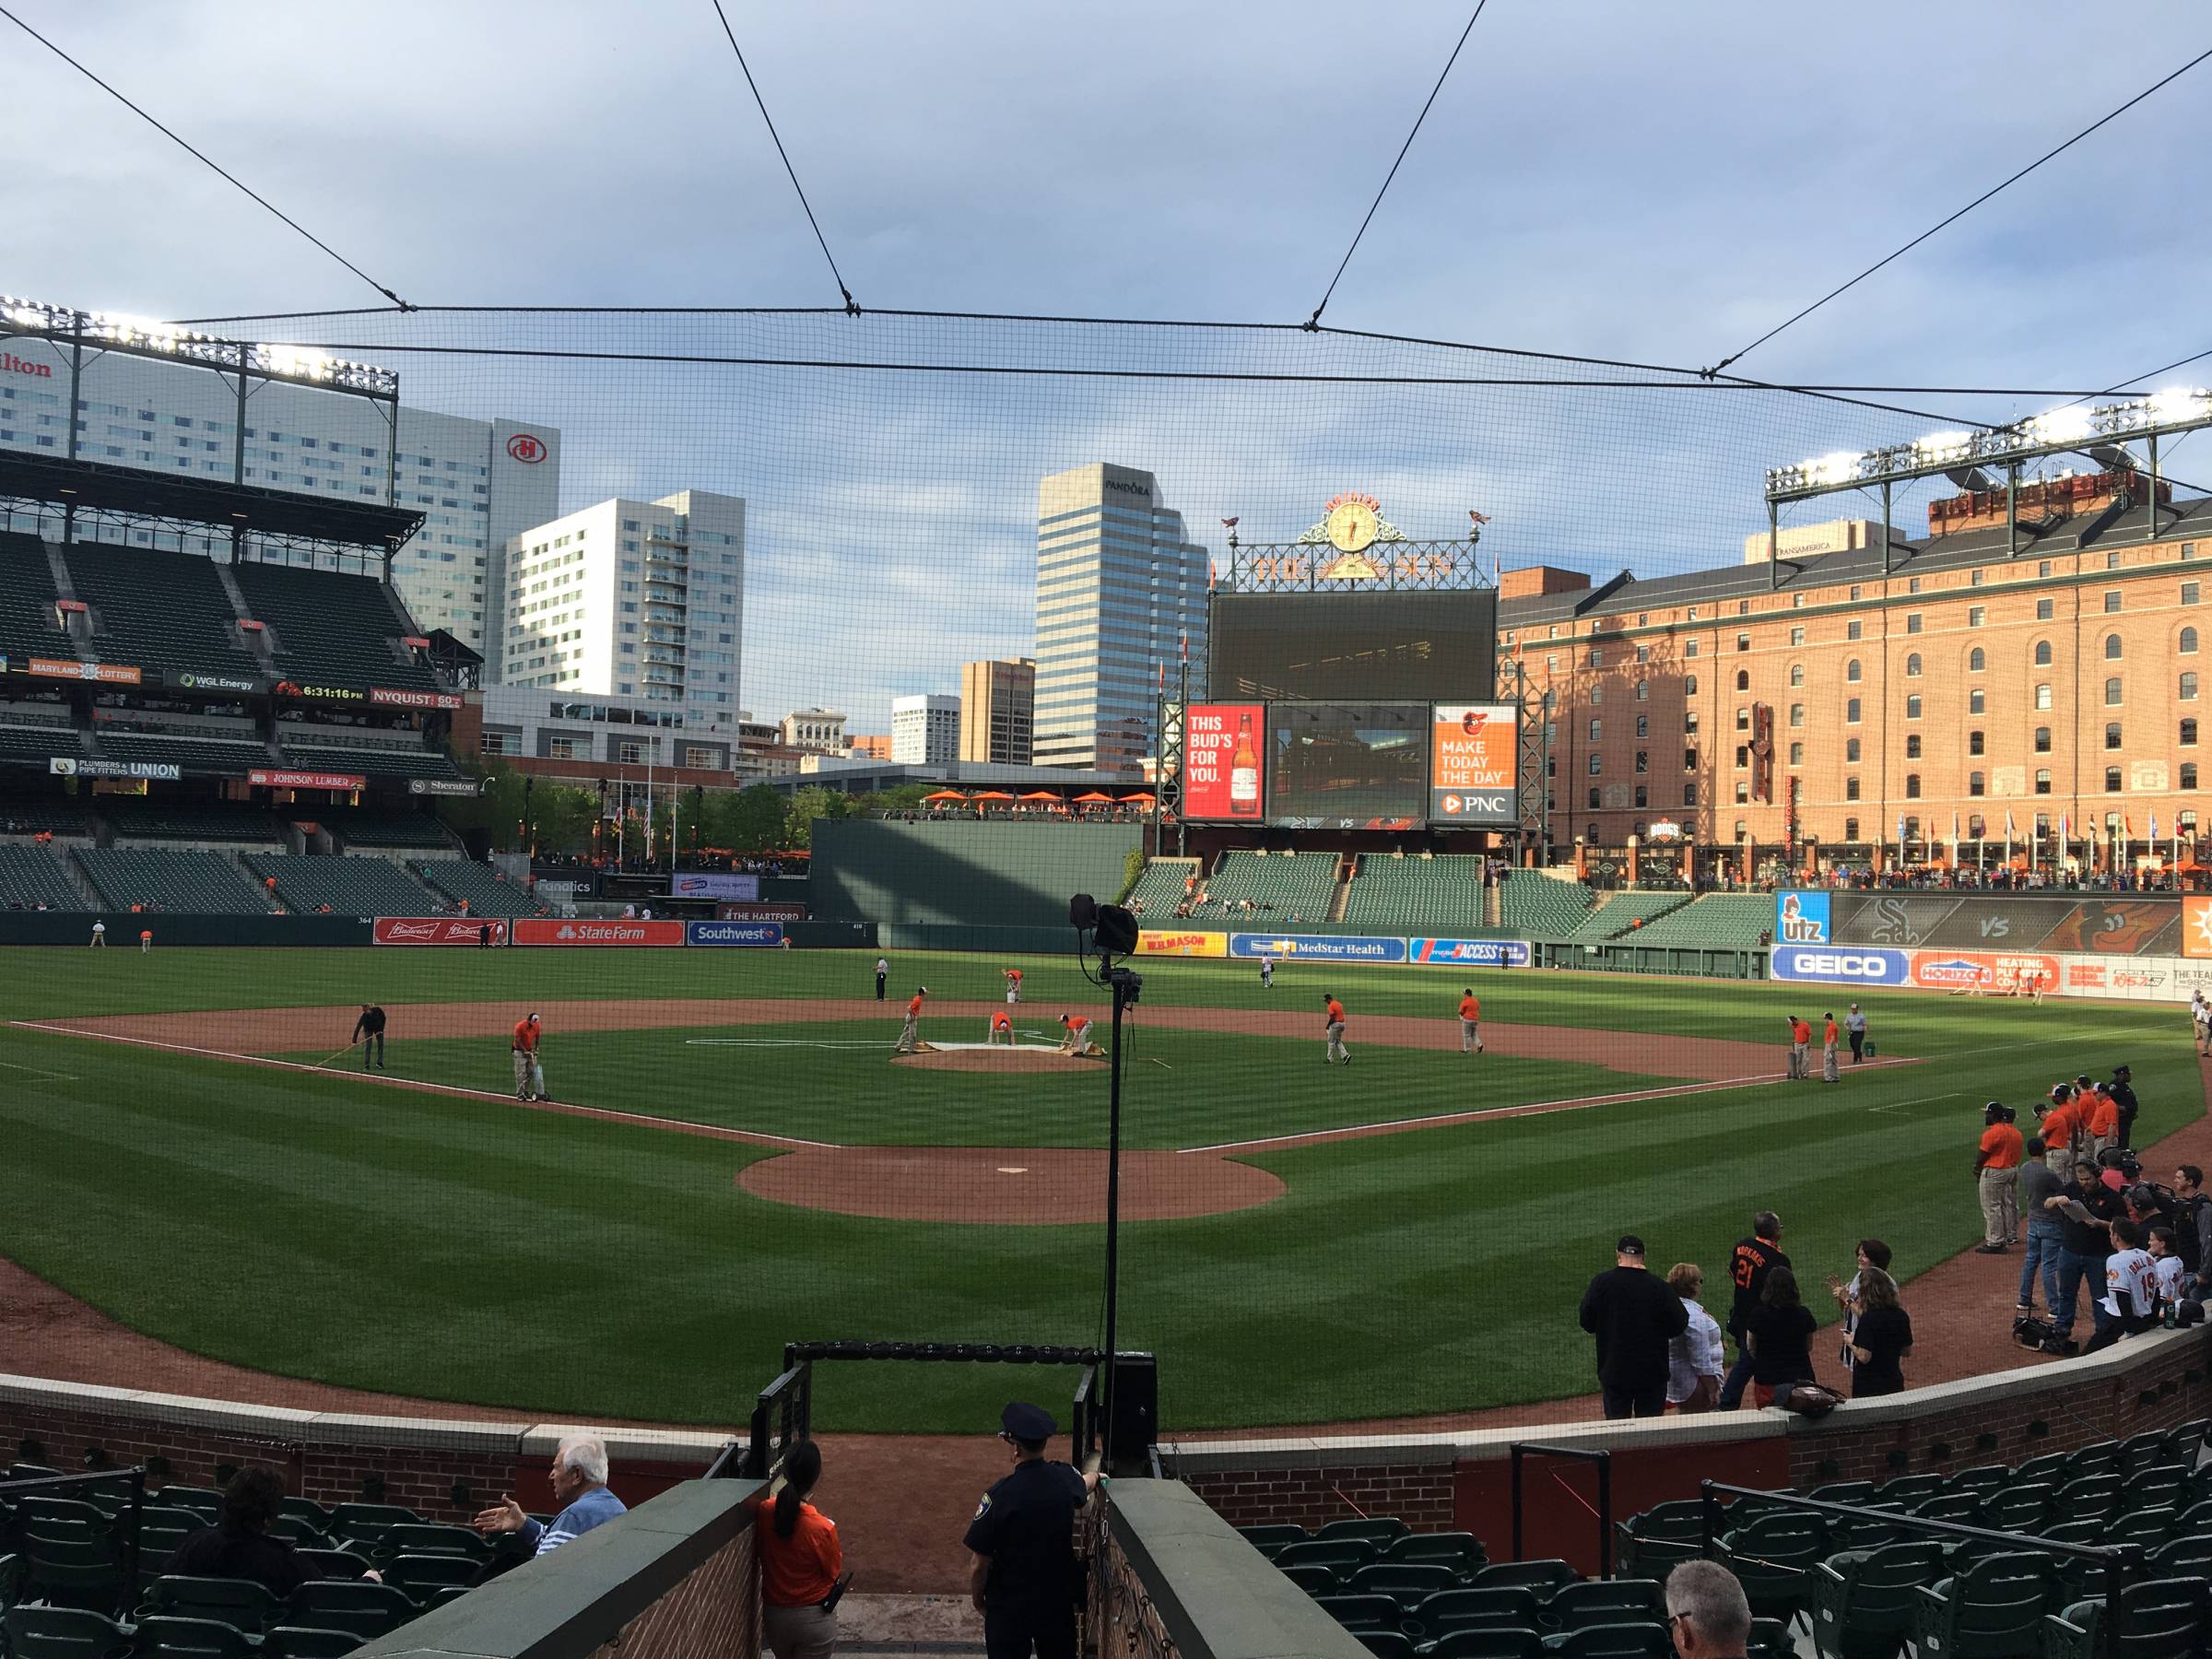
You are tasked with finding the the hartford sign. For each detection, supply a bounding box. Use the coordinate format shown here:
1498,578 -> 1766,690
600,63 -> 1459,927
373,917 -> 507,947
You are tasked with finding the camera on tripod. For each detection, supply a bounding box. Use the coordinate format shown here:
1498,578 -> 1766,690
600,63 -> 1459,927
1069,893 -> 1143,1003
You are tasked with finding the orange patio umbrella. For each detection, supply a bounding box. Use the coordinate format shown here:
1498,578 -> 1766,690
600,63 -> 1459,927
921,790 -> 969,802
1018,791 -> 1066,806
1119,792 -> 1157,805
1072,792 -> 1116,804
971,791 -> 1017,806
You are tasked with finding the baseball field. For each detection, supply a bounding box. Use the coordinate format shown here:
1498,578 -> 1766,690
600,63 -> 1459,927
0,944 -> 2195,1433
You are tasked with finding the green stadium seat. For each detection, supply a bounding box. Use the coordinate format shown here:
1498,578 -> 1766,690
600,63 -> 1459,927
293,1550 -> 371,1582
1426,1630 -> 1546,1659
324,1504 -> 419,1555
74,848 -> 274,915
1125,857 -> 1203,917
1411,1586 -> 1544,1641
1806,1480 -> 1878,1508
1,1604 -> 135,1659
264,1628 -> 369,1659
1745,1617 -> 1793,1659
232,560 -> 443,693
375,1522 -> 488,1561
1942,1466 -> 2008,1498
1544,1581 -> 1664,1633
1537,1621 -> 1669,1658
1497,870 -> 1596,937
140,1574 -> 282,1634
1471,1561 -> 1579,1602
1382,1531 -> 1488,1577
2143,1535 -> 2212,1579
379,1552 -> 481,1604
1617,894 -> 1773,950
1975,1484 -> 2051,1535
278,1498 -> 334,1532
20,1525 -> 124,1613
1237,1523 -> 1310,1559
1908,1491 -> 1984,1527
102,800 -> 281,844
134,1614 -> 259,1658
2047,1475 -> 2121,1524
150,1488 -> 223,1522
2008,1451 -> 2073,1488
1319,1517 -> 1413,1547
1274,1538 -> 1377,1583
58,543 -> 264,683
0,533 -> 66,665
1347,1561 -> 1457,1613
242,853 -> 444,916
0,845 -> 88,911
132,1508 -> 208,1588
1190,850 -> 1341,925
1615,1500 -> 1708,1579
1277,1563 -> 1339,1596
412,859 -> 545,918
1910,1554 -> 2061,1659
1716,1510 -> 1828,1626
1561,890 -> 1691,943
1356,1631 -> 1418,1659
1340,853 -> 1495,934
2042,1578 -> 2211,1659
282,1579 -> 417,1641
314,810 -> 453,851
1314,1593 -> 1402,1631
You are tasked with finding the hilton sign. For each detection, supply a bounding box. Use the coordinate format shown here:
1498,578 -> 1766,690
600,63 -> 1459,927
3,351 -> 54,379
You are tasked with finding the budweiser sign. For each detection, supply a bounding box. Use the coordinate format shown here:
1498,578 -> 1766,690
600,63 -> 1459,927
248,767 -> 367,791
370,686 -> 464,711
374,916 -> 508,946
30,656 -> 143,685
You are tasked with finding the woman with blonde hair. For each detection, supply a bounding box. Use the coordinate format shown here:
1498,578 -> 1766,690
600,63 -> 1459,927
1665,1263 -> 1724,1413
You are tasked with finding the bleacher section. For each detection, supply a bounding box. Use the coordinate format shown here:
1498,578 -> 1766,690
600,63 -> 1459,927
1497,870 -> 1596,936
810,818 -> 1141,928
102,799 -> 281,842
414,859 -> 546,918
76,848 -> 275,914
321,808 -> 455,850
1562,889 -> 1692,942
1124,856 -> 1201,915
283,742 -> 464,782
1623,893 -> 1773,949
1343,854 -> 1491,934
0,531 -> 64,663
1194,850 -> 1339,924
0,800 -> 94,838
243,853 -> 444,916
232,560 -> 442,691
94,731 -> 273,776
0,723 -> 78,770
60,541 -> 264,680
0,845 -> 86,911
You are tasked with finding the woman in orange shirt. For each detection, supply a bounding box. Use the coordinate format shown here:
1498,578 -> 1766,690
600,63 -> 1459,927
758,1441 -> 843,1659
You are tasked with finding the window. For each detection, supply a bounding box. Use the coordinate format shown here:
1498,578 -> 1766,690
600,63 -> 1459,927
1733,819 -> 1749,841
1850,585 -> 1863,601
1847,618 -> 1863,641
1969,729 -> 1985,756
2039,560 -> 2053,578
1634,786 -> 1648,809
1904,817 -> 1923,841
1684,782 -> 1698,806
1906,613 -> 1923,633
1969,606 -> 1985,628
2104,634 -> 2123,660
1735,707 -> 1750,731
2035,726 -> 2052,754
1844,818 -> 1860,841
2106,722 -> 2123,750
1905,774 -> 1922,799
2186,765 -> 2201,791
2106,677 -> 2124,706
2185,673 -> 2202,701
1739,601 -> 1750,616
1589,648 -> 1603,667
2035,769 -> 2052,794
1735,632 -> 1749,652
1908,578 -> 1922,594
1735,669 -> 1750,691
2184,628 -> 2199,654
1970,772 -> 1985,796
1846,737 -> 1862,762
1789,703 -> 1804,726
2105,767 -> 2123,793
1587,753 -> 1602,775
1845,658 -> 1862,682
1635,678 -> 1649,700
2104,591 -> 2123,613
1684,748 -> 1698,771
1906,653 -> 1923,677
2187,811 -> 2202,834
1846,697 -> 1862,723
1970,814 -> 1986,838
1636,714 -> 1649,738
2184,718 -> 2202,747
1635,749 -> 1649,773
1684,674 -> 1699,695
1790,626 -> 1806,646
2186,582 -> 2202,606
1735,745 -> 1748,769
1846,776 -> 1861,801
1968,647 -> 1985,672
1788,742 -> 1803,765
2037,597 -> 2054,620
2036,812 -> 2051,836
1788,664 -> 1804,688
1906,735 -> 1922,759
1905,695 -> 1922,720
1685,639 -> 1699,657
1588,786 -> 1601,809
1589,718 -> 1602,742
1735,782 -> 1749,805
1969,688 -> 1985,714
2035,684 -> 2053,710
2034,641 -> 2053,665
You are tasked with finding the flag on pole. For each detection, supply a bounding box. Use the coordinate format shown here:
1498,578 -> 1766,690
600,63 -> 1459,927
2149,809 -> 2159,846
2004,809 -> 2015,866
1950,810 -> 1960,865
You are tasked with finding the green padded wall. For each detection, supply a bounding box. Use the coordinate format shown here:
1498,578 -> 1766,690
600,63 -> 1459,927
809,819 -> 1141,928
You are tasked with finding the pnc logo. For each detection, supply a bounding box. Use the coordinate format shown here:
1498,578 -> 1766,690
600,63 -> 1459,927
3,351 -> 53,379
506,432 -> 547,465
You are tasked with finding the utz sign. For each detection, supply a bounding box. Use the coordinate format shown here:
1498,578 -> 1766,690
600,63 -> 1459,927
1774,890 -> 1830,944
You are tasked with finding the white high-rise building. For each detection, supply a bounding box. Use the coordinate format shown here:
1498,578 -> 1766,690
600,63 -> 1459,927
1034,463 -> 1208,771
501,489 -> 745,726
890,693 -> 961,764
0,295 -> 559,658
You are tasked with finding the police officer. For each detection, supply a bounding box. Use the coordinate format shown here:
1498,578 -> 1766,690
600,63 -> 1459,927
964,1402 -> 1101,1659
2107,1064 -> 2140,1152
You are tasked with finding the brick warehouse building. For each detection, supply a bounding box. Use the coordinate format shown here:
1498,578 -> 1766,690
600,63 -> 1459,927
1497,477 -> 2212,877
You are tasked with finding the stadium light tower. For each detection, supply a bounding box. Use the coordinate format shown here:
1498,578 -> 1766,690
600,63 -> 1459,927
1759,388 -> 2212,583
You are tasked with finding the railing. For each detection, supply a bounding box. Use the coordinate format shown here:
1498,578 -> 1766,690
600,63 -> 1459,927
1697,1480 -> 2140,1659
742,1359 -> 812,1481
0,1465 -> 150,1615
1511,1442 -> 1613,1578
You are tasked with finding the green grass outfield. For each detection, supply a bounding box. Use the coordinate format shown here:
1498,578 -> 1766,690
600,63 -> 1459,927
0,946 -> 2196,1432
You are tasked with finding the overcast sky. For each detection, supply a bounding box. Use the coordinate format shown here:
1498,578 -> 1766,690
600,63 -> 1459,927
7,2 -> 2211,725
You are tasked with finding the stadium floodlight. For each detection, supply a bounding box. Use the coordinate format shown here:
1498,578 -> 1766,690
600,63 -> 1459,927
2025,406 -> 2094,446
0,290 -> 398,397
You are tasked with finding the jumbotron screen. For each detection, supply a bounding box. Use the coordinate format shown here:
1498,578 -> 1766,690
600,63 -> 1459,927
1208,588 -> 1498,702
1265,702 -> 1429,830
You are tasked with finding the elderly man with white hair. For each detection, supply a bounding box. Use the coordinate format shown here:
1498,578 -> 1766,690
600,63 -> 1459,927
474,1435 -> 627,1556
1665,1560 -> 1751,1659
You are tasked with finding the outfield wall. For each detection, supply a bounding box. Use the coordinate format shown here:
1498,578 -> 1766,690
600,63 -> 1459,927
0,913 -> 372,947
809,819 -> 1141,928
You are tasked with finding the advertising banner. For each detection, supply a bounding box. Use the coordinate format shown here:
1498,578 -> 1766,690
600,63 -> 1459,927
373,917 -> 508,946
2057,953 -> 2187,1002
686,919 -> 785,947
2186,898 -> 2212,959
1409,937 -> 1534,967
369,687 -> 465,711
171,670 -> 263,695
1904,949 -> 2060,994
1428,703 -> 1517,824
51,757 -> 181,782
1228,931 -> 1408,964
1773,890 -> 1830,945
30,656 -> 141,686
2039,900 -> 2180,957
670,872 -> 762,901
248,768 -> 366,791
512,918 -> 686,947
1831,894 -> 1966,948
1182,703 -> 1266,820
1134,929 -> 1229,959
273,680 -> 367,703
1769,945 -> 1912,985
406,778 -> 485,797
716,900 -> 808,922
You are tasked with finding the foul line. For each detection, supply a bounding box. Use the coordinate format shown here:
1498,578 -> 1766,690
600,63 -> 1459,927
6,1020 -> 840,1150
0,1059 -> 78,1081
1177,1056 -> 1925,1155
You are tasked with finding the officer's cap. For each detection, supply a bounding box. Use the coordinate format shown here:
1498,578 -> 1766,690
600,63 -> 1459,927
1000,1401 -> 1056,1442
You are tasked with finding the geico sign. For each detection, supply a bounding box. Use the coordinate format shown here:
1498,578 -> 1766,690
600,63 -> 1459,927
1783,951 -> 1900,980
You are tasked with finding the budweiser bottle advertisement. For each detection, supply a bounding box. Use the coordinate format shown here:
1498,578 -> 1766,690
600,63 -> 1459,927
1229,712 -> 1260,817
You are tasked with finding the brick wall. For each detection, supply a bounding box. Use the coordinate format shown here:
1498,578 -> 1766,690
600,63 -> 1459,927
584,1526 -> 759,1659
1179,1457 -> 1456,1533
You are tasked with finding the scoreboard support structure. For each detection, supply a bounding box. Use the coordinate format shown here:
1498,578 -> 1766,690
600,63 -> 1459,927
1496,653 -> 1551,864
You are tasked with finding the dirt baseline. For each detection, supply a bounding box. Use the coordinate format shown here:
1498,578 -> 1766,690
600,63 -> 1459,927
892,1044 -> 1099,1073
738,1145 -> 1285,1222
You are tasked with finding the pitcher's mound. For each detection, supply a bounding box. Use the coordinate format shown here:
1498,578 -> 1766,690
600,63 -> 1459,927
736,1146 -> 1285,1222
893,1046 -> 1096,1073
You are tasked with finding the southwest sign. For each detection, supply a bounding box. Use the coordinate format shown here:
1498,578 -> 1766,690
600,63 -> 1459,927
30,656 -> 142,686
685,920 -> 785,947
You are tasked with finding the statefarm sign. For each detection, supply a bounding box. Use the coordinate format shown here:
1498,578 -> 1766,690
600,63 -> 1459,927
373,917 -> 508,947
512,918 -> 686,947
248,767 -> 367,791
